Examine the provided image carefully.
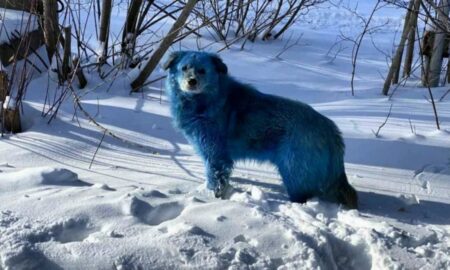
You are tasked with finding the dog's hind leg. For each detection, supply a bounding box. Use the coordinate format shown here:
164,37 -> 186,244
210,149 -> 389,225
322,173 -> 358,209
276,160 -> 316,204
275,143 -> 334,204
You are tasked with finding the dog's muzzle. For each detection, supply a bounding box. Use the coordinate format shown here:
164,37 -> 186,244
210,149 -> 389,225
182,77 -> 200,92
188,78 -> 197,87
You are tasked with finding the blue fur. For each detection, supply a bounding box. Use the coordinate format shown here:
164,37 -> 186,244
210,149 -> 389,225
164,51 -> 357,207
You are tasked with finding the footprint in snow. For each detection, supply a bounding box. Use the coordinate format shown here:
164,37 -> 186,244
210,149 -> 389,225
50,217 -> 97,243
141,189 -> 168,198
92,183 -> 116,191
121,195 -> 184,226
187,225 -> 215,238
0,167 -> 91,192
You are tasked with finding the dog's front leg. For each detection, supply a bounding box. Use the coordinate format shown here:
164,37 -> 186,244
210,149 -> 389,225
195,130 -> 233,198
205,158 -> 233,198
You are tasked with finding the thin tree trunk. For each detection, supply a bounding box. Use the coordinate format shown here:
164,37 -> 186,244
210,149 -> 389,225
73,57 -> 87,89
99,0 -> 113,64
4,108 -> 22,133
122,0 -> 143,68
393,0 -> 415,84
221,0 -> 231,30
0,71 -> 7,103
0,73 -> 21,133
235,0 -> 249,37
130,0 -> 197,91
263,0 -> 283,40
427,0 -> 450,87
382,5 -> 415,95
447,43 -> 450,83
273,0 -> 303,40
422,55 -> 431,84
62,26 -> 71,81
42,0 -> 59,61
403,0 -> 420,78
122,0 -> 142,54
0,71 -> 6,135
136,0 -> 155,35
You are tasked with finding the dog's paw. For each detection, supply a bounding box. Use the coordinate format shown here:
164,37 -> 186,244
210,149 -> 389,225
192,182 -> 235,200
214,182 -> 232,199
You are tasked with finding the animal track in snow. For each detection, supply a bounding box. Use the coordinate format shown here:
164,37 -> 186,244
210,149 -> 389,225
0,167 -> 91,192
122,195 -> 184,225
186,225 -> 215,238
50,218 -> 97,243
0,212 -> 99,269
141,189 -> 168,198
143,202 -> 184,225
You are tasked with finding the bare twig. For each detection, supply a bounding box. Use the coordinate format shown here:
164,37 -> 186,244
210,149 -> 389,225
89,130 -> 107,169
275,33 -> 303,59
372,104 -> 393,137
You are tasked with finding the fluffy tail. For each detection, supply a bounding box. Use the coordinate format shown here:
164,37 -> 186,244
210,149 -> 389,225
336,173 -> 358,209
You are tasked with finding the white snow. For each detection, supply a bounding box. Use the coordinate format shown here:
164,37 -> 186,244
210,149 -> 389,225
0,8 -> 39,44
96,41 -> 105,57
0,1 -> 450,269
2,96 -> 16,110
0,167 -> 84,192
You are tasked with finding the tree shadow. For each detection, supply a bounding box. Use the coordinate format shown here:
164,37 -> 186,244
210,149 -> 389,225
231,177 -> 450,225
358,191 -> 450,225
6,247 -> 64,270
345,137 -> 450,174
79,102 -> 187,147
53,179 -> 92,187
5,103 -> 202,184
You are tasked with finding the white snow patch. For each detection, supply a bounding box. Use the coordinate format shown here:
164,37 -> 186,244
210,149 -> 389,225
2,96 -> 16,109
398,194 -> 421,206
0,167 -> 81,192
0,8 -> 39,44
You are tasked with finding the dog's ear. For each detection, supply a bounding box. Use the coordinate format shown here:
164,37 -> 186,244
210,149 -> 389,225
210,54 -> 228,75
162,52 -> 182,70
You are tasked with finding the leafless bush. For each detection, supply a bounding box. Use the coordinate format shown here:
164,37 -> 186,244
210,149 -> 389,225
3,0 -> 329,95
194,0 -> 326,45
335,0 -> 390,96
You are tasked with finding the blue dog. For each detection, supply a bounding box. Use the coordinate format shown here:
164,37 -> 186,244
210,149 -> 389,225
164,51 -> 358,209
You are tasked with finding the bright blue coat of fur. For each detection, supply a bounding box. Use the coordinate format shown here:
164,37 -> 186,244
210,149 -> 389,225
164,51 -> 357,208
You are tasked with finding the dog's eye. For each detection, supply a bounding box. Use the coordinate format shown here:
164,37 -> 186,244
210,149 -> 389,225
182,65 -> 187,71
198,69 -> 206,75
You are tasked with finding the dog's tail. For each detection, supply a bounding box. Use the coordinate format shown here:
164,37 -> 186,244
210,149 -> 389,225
336,173 -> 358,209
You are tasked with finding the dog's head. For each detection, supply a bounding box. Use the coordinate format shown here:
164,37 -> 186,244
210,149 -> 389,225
163,51 -> 228,95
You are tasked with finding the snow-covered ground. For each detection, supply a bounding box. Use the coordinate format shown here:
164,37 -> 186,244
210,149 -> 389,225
1,1 -> 450,269
0,8 -> 38,44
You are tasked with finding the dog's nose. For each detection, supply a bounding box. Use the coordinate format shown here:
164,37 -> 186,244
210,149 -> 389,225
188,78 -> 197,87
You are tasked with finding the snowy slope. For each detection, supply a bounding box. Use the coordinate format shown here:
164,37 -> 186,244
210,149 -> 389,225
1,1 -> 450,269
